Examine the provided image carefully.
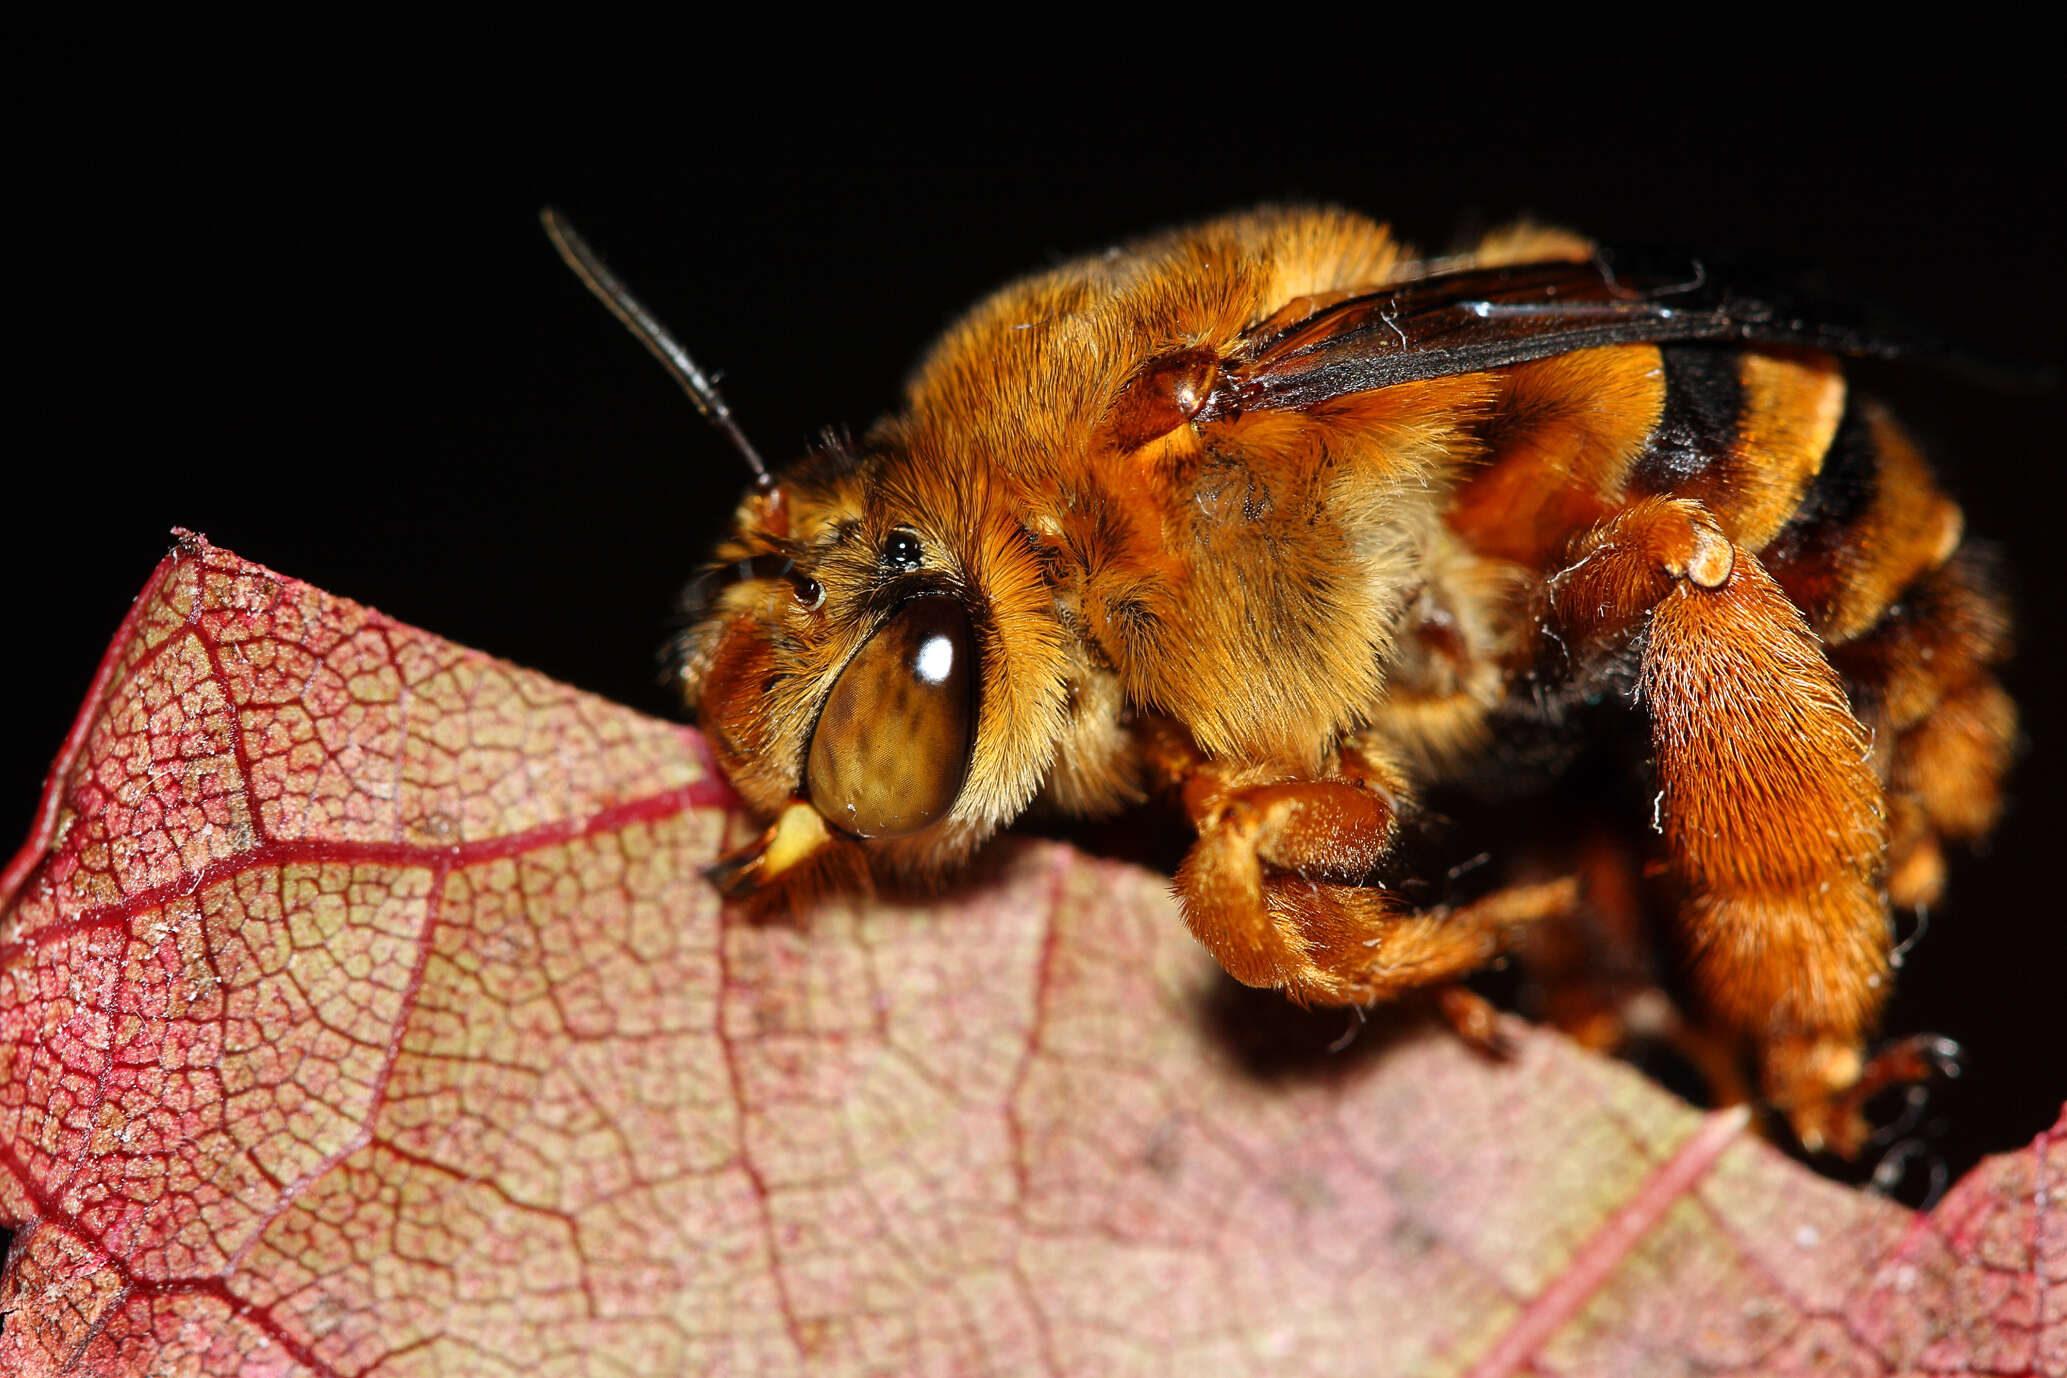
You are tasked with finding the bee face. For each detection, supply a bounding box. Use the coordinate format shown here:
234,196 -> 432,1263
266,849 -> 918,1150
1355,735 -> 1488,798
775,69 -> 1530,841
685,447 -> 1074,890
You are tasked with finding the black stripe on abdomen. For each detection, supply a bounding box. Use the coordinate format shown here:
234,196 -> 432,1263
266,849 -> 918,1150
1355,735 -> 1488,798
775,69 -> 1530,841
1761,400 -> 1878,571
1762,395 -> 1963,643
1626,346 -> 1744,493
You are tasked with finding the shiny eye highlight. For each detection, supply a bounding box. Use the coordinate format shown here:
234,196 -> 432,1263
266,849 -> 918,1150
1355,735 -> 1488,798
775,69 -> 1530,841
806,595 -> 975,839
913,634 -> 954,685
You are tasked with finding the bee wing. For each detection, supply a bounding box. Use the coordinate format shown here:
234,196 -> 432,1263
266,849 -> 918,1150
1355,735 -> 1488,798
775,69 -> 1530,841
1207,249 -> 1985,417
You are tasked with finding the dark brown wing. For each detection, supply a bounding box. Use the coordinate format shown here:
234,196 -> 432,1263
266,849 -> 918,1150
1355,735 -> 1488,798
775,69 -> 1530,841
1200,248 -> 1982,419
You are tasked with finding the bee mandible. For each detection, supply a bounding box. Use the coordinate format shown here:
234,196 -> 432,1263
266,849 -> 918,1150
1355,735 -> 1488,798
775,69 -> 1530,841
546,206 -> 2015,1157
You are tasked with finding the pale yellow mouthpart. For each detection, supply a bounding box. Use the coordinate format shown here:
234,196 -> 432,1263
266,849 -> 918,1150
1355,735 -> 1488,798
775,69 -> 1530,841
762,800 -> 833,879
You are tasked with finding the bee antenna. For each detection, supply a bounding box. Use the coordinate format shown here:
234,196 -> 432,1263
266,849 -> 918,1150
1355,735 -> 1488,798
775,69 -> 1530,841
541,208 -> 776,492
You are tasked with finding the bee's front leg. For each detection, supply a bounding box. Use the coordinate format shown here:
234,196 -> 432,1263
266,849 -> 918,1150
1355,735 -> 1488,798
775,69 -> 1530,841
1138,719 -> 1577,1012
1544,497 -> 1933,1156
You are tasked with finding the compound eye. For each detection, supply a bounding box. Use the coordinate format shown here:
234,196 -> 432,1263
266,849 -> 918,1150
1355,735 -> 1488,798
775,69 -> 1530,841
806,594 -> 975,839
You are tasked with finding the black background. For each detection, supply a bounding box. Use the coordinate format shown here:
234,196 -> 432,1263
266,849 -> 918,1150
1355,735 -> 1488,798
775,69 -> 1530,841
13,84 -> 2063,1200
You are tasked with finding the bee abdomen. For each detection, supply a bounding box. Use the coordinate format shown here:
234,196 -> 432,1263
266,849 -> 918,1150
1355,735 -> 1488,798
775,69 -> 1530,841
1829,549 -> 2016,909
1624,346 -> 1965,649
1621,344 -> 2013,907
1627,345 -> 1849,557
1741,379 -> 2011,909
1759,397 -> 1965,645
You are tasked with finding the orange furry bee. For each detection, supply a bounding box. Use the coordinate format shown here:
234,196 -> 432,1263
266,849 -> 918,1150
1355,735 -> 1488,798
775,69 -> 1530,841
547,206 -> 2015,1158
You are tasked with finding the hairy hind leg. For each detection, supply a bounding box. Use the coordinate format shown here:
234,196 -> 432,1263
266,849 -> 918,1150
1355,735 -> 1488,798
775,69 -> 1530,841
1548,497 -> 1917,1156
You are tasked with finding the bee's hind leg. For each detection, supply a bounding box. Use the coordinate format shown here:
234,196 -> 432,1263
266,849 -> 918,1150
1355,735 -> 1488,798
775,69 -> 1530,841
1543,496 -> 1951,1156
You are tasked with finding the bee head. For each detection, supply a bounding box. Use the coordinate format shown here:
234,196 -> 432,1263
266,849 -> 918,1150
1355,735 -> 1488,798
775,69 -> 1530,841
677,443 -> 1072,898
539,210 -> 1073,899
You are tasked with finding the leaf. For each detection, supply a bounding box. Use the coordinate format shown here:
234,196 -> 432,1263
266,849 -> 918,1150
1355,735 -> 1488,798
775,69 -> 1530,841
0,534 -> 2058,1377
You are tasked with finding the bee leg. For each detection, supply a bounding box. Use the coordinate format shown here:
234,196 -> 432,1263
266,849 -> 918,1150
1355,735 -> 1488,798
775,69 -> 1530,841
1433,984 -> 1514,1058
1548,497 -> 1911,1156
1141,716 -> 1582,1010
1246,868 -> 1582,1009
1174,795 -> 1579,1009
1506,830 -> 1757,1104
1509,830 -> 1652,1054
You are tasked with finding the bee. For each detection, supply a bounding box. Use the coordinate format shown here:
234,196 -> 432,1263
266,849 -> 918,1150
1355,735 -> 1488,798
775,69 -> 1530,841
546,206 -> 2015,1158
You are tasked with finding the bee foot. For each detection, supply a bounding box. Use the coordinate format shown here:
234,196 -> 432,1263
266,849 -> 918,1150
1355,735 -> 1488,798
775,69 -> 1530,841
1778,1031 -> 1963,1158
1435,984 -> 1517,1060
1869,1136 -> 1951,1208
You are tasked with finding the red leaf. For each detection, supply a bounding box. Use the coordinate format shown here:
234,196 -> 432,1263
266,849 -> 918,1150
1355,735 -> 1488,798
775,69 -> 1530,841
1,536 -> 2059,1376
